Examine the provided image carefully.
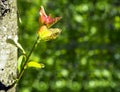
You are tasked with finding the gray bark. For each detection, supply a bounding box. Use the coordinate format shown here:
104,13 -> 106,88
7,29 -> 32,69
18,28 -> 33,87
0,0 -> 18,92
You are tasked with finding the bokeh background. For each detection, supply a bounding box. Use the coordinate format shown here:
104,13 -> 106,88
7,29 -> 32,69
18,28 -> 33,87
17,0 -> 120,92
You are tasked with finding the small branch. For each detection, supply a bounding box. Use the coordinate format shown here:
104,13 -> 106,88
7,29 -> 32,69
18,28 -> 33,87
17,36 -> 40,82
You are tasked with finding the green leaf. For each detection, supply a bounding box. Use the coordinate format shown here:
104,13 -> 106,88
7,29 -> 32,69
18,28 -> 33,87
17,55 -> 26,73
27,61 -> 45,69
6,38 -> 26,54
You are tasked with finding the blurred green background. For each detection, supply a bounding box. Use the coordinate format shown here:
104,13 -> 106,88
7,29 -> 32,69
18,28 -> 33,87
17,0 -> 120,92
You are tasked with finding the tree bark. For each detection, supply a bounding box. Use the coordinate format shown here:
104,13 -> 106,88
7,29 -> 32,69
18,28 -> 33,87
0,0 -> 18,92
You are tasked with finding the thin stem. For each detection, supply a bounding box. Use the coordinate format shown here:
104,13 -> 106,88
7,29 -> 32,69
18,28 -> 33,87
17,36 -> 40,82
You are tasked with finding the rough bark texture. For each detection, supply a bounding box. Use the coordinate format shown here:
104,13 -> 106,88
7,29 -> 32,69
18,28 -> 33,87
0,0 -> 18,92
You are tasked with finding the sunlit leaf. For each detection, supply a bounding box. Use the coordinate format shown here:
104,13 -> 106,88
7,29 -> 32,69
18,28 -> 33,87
27,61 -> 45,69
38,25 -> 61,41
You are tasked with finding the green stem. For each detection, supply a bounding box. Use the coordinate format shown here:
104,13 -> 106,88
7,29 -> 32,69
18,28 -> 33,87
17,36 -> 40,82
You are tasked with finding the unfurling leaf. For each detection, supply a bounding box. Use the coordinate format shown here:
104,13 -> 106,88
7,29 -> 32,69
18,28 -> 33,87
39,6 -> 62,28
18,55 -> 26,73
27,61 -> 45,69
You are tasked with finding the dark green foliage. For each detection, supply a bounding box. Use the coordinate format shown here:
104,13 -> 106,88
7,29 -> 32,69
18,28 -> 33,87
17,0 -> 120,92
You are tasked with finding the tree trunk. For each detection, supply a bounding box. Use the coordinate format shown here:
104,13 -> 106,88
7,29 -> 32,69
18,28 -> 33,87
0,0 -> 18,92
